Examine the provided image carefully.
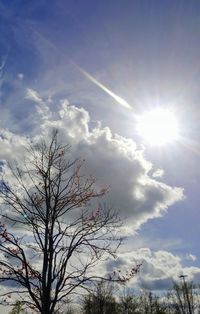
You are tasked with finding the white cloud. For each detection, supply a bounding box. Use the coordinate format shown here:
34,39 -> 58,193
0,129 -> 28,163
26,88 -> 44,105
152,169 -> 164,178
0,96 -> 184,233
0,96 -> 187,292
105,249 -> 200,291
186,253 -> 197,262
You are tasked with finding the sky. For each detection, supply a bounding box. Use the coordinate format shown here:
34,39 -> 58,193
1,0 -> 200,310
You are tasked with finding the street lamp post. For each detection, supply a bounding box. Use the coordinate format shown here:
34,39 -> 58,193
179,275 -> 193,314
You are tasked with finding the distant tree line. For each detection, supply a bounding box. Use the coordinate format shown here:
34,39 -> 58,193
9,279 -> 200,314
38,280 -> 200,314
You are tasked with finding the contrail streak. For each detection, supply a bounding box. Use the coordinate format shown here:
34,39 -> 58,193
28,25 -> 132,110
74,64 -> 132,110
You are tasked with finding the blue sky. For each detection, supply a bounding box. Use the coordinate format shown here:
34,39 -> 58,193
1,0 -> 200,300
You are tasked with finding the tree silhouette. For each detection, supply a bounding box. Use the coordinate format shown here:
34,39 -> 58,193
82,281 -> 117,314
0,131 -> 138,314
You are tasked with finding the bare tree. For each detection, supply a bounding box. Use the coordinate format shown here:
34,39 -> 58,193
0,131 -> 139,314
168,280 -> 195,314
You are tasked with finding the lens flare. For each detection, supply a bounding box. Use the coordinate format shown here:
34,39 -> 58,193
137,108 -> 179,146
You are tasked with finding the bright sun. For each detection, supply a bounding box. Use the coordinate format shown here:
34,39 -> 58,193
137,108 -> 179,146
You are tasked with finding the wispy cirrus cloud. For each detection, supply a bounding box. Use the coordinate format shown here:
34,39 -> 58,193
26,88 -> 44,104
186,253 -> 197,262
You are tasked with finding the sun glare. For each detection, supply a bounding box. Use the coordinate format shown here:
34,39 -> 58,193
137,108 -> 179,146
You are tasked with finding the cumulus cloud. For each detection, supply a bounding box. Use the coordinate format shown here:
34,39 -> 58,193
105,249 -> 200,291
0,92 -> 184,232
0,129 -> 28,163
